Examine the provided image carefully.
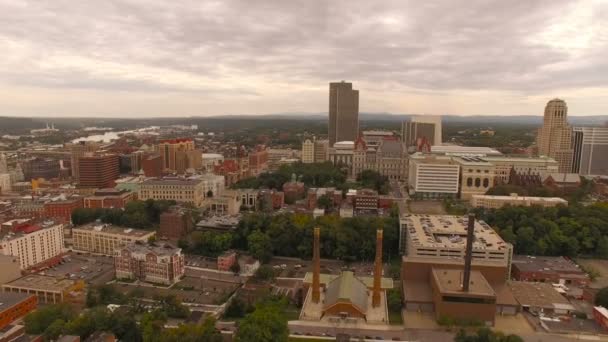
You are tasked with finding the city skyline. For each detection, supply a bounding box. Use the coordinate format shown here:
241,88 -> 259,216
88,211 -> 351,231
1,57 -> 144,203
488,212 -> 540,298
1,1 -> 607,118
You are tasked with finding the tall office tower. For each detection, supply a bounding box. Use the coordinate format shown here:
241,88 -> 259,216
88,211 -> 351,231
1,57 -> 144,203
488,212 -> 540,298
78,154 -> 120,188
537,99 -> 574,173
301,139 -> 315,163
572,127 -> 608,176
328,81 -> 359,146
313,140 -> 329,162
69,141 -> 99,181
401,115 -> 442,148
156,138 -> 195,173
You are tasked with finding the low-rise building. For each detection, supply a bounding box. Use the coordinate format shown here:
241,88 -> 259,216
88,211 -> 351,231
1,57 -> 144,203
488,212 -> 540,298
83,189 -> 135,209
0,255 -> 21,285
259,189 -> 284,210
511,255 -> 589,286
2,275 -> 85,305
307,188 -> 343,210
43,196 -> 84,223
594,306 -> 608,331
72,223 -> 155,256
139,178 -> 205,206
217,251 -> 237,272
471,194 -> 568,209
237,189 -> 259,209
408,154 -> 461,199
0,220 -> 64,270
114,244 -> 185,285
352,189 -> 379,214
509,281 -> 574,315
204,190 -> 241,216
543,173 -> 581,190
0,292 -> 37,331
196,216 -> 239,233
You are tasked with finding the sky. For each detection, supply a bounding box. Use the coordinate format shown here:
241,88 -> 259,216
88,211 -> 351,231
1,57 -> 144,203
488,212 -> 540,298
0,0 -> 607,117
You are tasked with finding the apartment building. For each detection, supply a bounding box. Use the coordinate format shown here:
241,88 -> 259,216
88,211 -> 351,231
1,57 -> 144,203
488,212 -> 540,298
114,244 -> 185,285
0,221 -> 64,270
72,223 -> 155,256
138,178 -> 205,206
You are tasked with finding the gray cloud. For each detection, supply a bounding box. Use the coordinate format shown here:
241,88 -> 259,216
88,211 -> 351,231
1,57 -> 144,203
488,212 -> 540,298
0,0 -> 606,116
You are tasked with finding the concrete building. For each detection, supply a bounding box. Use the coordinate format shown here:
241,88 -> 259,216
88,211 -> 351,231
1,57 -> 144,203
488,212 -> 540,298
158,207 -> 192,240
471,194 -> 568,209
0,292 -> 37,331
2,275 -> 85,305
202,153 -> 224,172
402,115 -> 442,148
482,156 -> 559,184
204,190 -> 241,216
197,173 -> 225,198
458,156 -> 496,200
114,244 -> 185,285
429,145 -> 502,156
0,255 -> 21,285
408,154 -> 461,199
328,141 -> 354,169
237,189 -> 259,210
78,154 -> 120,188
572,126 -> 608,176
72,223 -> 155,256
362,130 -> 395,148
511,255 -> 589,287
0,221 -> 64,270
138,178 -> 205,206
537,99 -> 574,173
301,139 -> 315,163
313,140 -> 329,162
21,157 -> 61,181
328,81 -> 359,146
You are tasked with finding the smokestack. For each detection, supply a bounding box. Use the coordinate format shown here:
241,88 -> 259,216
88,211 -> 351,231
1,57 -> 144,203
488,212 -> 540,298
372,229 -> 383,307
312,227 -> 321,303
462,213 -> 475,292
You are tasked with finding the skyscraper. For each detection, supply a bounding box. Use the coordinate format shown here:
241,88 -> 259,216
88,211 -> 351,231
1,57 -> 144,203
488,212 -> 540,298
69,141 -> 99,181
301,139 -> 315,163
401,115 -> 443,148
571,126 -> 608,176
328,81 -> 359,146
537,99 -> 574,173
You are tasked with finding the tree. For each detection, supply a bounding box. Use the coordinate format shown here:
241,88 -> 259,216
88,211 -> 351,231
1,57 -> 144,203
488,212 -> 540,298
387,288 -> 402,313
254,265 -> 276,282
316,194 -> 333,210
595,287 -> 608,308
235,301 -> 288,342
24,304 -> 75,335
230,259 -> 241,275
247,230 -> 273,263
455,328 -> 523,342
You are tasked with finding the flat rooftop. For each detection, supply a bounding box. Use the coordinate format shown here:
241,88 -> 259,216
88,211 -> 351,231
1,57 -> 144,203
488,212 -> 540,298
432,268 -> 495,297
403,214 -> 508,251
3,275 -> 76,292
430,145 -> 502,156
472,194 -> 567,204
142,178 -> 203,186
512,255 -> 587,275
73,223 -> 154,238
0,292 -> 34,311
509,281 -> 574,310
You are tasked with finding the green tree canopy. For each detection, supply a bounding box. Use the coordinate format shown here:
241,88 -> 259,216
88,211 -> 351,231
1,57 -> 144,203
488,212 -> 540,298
235,300 -> 289,342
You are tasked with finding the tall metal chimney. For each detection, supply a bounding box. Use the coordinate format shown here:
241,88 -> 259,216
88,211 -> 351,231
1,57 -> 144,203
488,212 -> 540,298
312,227 -> 321,303
462,213 -> 475,292
372,229 -> 383,307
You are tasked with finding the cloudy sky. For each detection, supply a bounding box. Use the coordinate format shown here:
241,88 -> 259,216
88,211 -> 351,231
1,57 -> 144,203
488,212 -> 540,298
0,0 -> 607,117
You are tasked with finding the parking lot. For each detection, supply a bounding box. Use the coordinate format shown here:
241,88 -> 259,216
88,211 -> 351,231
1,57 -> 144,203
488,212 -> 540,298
41,252 -> 115,285
184,254 -> 218,270
407,200 -> 447,215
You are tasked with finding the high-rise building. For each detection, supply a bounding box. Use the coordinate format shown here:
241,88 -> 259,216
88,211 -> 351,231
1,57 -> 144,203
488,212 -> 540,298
156,138 -> 196,173
69,141 -> 99,181
313,140 -> 329,162
401,115 -> 442,148
21,157 -> 61,181
572,126 -> 608,176
537,99 -> 574,173
0,221 -> 64,270
328,81 -> 359,146
301,139 -> 315,163
78,154 -> 120,188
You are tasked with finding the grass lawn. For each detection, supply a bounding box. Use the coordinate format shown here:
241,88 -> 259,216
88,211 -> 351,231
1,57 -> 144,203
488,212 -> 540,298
389,310 -> 404,325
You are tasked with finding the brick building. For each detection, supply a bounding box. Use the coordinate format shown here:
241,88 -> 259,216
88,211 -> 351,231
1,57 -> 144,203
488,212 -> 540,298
217,250 -> 237,272
158,207 -> 192,240
43,197 -> 83,223
114,244 -> 185,285
141,154 -> 163,177
511,255 -> 590,286
78,154 -> 120,188
83,189 -> 134,209
307,188 -> 343,210
0,292 -> 37,330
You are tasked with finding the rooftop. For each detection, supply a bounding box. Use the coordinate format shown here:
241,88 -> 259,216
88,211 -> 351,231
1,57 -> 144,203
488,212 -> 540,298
0,292 -> 35,312
472,194 -> 568,204
303,272 -> 393,289
430,145 -> 502,156
509,281 -> 574,310
402,214 -> 508,251
324,271 -> 368,312
512,255 -> 587,275
3,275 -> 77,292
142,178 -> 203,186
432,268 -> 495,297
120,243 -> 181,257
74,223 -> 154,238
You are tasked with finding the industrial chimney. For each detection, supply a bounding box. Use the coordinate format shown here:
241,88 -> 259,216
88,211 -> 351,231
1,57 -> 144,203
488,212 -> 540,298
312,227 -> 321,303
372,229 -> 383,307
462,213 -> 475,292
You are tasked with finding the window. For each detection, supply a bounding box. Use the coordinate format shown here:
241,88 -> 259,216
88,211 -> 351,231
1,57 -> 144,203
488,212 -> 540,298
475,178 -> 481,187
467,178 -> 473,187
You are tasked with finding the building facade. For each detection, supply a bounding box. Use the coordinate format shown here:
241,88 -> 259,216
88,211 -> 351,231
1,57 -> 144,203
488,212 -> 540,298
72,223 -> 155,255
83,189 -> 135,209
0,221 -> 64,270
44,197 -> 84,223
408,155 -> 460,198
301,139 -> 315,163
471,194 -> 568,209
328,81 -> 359,146
537,99 -> 574,173
78,154 -> 120,188
401,115 -> 442,148
138,178 -> 205,206
158,207 -> 192,240
21,157 -> 61,181
114,244 -> 185,285
156,138 -> 195,173
0,293 -> 37,330
572,126 -> 608,176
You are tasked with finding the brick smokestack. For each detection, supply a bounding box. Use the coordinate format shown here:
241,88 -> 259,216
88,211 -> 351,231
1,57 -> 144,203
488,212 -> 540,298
462,213 -> 475,292
372,229 -> 383,307
312,227 -> 321,303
